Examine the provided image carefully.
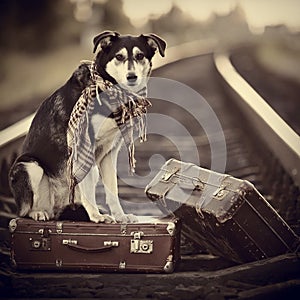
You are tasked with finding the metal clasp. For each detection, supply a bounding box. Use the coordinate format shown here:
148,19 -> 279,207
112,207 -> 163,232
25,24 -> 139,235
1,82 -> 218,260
104,241 -> 119,247
192,177 -> 205,191
132,231 -> 144,239
120,224 -> 127,235
62,239 -> 78,245
213,182 -> 230,200
29,237 -> 51,251
130,231 -> 153,254
56,222 -> 63,233
29,227 -> 52,251
162,166 -> 180,181
56,259 -> 63,267
119,261 -> 126,269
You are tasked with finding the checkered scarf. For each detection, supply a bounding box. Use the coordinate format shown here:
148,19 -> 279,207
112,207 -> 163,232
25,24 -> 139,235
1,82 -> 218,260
67,61 -> 151,203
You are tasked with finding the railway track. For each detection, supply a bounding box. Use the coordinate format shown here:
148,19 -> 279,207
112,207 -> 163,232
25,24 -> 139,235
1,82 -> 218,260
0,43 -> 299,299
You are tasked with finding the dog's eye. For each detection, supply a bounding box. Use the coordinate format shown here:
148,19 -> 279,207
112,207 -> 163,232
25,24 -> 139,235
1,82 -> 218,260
136,53 -> 144,60
115,54 -> 125,61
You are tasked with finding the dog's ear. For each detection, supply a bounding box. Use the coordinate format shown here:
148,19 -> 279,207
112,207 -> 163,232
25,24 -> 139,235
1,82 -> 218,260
93,31 -> 120,53
141,33 -> 166,57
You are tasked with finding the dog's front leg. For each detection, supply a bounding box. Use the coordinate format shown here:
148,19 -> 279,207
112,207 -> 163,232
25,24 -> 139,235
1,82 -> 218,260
77,164 -> 115,223
99,148 -> 138,223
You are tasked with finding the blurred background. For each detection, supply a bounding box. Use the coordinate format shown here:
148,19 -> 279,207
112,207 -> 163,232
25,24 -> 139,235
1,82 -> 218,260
0,0 -> 299,129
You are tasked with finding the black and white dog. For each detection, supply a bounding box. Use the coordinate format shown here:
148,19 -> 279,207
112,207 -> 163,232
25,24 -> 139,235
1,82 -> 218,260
9,31 -> 166,223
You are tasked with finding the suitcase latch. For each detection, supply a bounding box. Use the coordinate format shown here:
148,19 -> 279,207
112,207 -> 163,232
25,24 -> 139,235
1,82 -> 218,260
130,231 -> 153,254
213,182 -> 230,200
162,166 -> 180,181
29,237 -> 51,251
29,228 -> 52,251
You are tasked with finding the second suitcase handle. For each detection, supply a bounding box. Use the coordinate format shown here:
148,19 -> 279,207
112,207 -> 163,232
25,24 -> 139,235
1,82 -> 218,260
63,240 -> 119,253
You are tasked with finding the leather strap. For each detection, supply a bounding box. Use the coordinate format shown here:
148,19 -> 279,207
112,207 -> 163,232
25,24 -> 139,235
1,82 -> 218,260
65,243 -> 114,253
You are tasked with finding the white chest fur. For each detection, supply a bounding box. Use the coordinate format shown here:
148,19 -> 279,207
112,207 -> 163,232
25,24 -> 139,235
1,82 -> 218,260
91,114 -> 123,160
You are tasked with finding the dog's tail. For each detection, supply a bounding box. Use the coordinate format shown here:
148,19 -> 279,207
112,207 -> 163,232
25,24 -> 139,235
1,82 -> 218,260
9,159 -> 34,217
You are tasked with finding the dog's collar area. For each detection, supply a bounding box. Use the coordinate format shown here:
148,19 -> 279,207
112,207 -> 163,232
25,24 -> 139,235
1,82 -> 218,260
136,86 -> 147,97
86,59 -> 151,127
83,60 -> 148,105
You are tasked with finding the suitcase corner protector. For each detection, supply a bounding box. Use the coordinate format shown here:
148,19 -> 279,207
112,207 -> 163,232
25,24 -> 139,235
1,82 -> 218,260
167,222 -> 176,236
163,261 -> 175,273
9,218 -> 18,233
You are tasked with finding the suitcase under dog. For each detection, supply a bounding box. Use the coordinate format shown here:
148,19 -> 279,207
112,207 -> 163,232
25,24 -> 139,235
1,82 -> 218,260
9,217 -> 181,273
145,159 -> 299,263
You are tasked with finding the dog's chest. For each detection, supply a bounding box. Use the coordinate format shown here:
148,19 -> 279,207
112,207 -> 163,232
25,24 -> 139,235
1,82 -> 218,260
91,114 -> 122,157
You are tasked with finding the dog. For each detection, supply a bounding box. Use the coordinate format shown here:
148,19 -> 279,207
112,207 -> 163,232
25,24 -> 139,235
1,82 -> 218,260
9,31 -> 166,223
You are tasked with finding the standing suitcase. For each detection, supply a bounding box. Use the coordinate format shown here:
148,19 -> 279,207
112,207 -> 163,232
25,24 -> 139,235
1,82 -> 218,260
9,217 -> 181,273
145,159 -> 299,263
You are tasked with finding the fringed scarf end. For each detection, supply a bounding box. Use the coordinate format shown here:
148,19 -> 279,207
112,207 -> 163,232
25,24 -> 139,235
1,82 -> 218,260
68,177 -> 77,209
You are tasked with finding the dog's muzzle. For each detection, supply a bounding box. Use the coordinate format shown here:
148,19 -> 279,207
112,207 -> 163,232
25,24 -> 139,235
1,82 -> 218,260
127,72 -> 138,85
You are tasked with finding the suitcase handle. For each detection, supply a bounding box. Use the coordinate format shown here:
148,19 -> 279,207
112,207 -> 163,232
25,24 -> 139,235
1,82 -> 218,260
65,243 -> 116,253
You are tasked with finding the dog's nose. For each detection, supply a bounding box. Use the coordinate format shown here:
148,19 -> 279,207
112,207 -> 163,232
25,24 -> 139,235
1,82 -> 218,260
127,72 -> 137,83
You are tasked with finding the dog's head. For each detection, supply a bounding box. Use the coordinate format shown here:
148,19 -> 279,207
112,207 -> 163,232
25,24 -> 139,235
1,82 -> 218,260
93,31 -> 166,94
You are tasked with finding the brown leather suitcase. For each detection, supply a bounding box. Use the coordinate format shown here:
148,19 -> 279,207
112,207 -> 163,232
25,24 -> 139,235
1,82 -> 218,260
145,159 -> 299,263
9,217 -> 181,273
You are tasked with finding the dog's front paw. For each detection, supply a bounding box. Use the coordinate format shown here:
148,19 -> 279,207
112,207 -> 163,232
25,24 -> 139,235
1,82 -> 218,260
29,210 -> 50,221
114,213 -> 139,223
90,213 -> 116,224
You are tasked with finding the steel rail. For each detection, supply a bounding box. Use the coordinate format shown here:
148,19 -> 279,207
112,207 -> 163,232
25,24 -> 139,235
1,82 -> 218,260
214,52 -> 300,186
0,114 -> 34,147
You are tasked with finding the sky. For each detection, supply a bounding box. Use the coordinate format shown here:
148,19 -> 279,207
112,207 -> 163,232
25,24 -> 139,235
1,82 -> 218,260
122,0 -> 300,32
